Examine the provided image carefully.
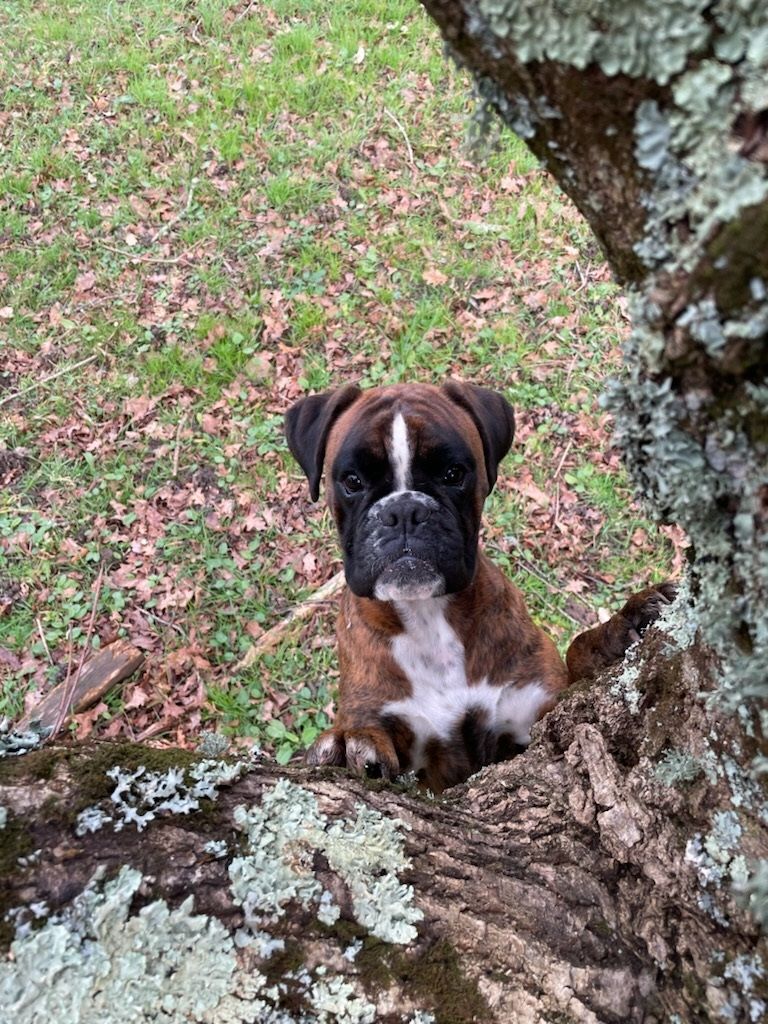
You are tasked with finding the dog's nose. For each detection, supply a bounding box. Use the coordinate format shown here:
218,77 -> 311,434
380,496 -> 431,530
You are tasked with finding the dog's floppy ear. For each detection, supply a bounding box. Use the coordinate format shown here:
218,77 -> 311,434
285,385 -> 361,501
442,381 -> 515,493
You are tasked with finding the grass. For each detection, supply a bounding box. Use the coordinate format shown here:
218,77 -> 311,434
0,0 -> 677,759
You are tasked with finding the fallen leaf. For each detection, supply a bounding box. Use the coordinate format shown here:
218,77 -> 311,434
75,270 -> 96,293
423,267 -> 448,286
0,647 -> 20,670
519,482 -> 551,508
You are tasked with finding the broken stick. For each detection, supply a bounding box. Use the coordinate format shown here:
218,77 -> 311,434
18,639 -> 144,733
233,570 -> 345,673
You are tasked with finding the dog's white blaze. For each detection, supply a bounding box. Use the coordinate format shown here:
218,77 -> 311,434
389,412 -> 411,491
382,598 -> 552,770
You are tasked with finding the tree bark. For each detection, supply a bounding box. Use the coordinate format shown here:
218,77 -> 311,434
1,632 -> 766,1023
3,5 -> 768,1023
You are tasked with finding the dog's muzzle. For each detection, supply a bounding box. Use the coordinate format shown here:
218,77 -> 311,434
364,491 -> 446,601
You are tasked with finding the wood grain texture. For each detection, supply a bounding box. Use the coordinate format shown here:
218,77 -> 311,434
18,640 -> 143,731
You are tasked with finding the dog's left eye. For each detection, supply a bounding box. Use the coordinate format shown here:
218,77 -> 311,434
342,472 -> 364,494
443,465 -> 465,486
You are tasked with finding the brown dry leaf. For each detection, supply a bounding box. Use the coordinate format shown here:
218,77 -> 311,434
124,395 -> 156,419
0,647 -> 20,670
422,267 -> 448,286
75,270 -> 96,293
522,289 -> 548,309
302,552 -> 318,575
519,482 -> 551,509
564,578 -> 588,594
128,194 -> 151,219
123,685 -> 151,709
74,701 -> 108,740
60,537 -> 88,560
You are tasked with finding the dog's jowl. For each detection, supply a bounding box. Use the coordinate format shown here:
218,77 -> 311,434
285,382 -> 672,792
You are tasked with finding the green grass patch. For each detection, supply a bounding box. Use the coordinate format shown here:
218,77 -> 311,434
0,0 -> 675,759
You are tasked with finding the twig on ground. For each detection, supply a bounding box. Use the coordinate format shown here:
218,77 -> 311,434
20,639 -> 143,732
95,241 -> 195,265
150,178 -> 198,244
142,609 -> 188,640
234,570 -> 346,673
573,260 -> 592,292
384,108 -> 416,173
488,542 -> 588,625
35,619 -> 54,667
551,439 -> 574,530
0,353 -> 99,410
554,442 -> 573,482
172,411 -> 189,478
232,1 -> 257,24
437,199 -> 507,235
50,566 -> 105,741
564,352 -> 580,389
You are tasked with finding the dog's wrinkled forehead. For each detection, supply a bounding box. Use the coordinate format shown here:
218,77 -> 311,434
326,386 -> 484,490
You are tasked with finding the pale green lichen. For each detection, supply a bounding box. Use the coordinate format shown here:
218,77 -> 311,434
466,0 -> 768,749
474,0 -> 715,81
735,860 -> 768,931
229,779 -> 422,945
712,953 -> 767,1023
686,811 -> 750,925
201,962 -> 380,1023
634,100 -> 671,172
197,731 -> 231,758
0,717 -> 50,757
16,848 -> 42,868
75,758 -> 249,835
5,900 -> 49,941
654,748 -> 703,786
307,975 -> 376,1024
1,862 -> 386,1024
654,574 -> 697,653
611,7 -> 768,749
0,866 -> 237,1023
609,641 -> 644,713
0,805 -> 6,829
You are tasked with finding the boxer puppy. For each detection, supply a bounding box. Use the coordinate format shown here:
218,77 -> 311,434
285,382 -> 672,792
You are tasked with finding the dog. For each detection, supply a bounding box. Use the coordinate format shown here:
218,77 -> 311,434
285,381 -> 672,792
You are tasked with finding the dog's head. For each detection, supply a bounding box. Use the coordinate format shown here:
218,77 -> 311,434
285,382 -> 514,601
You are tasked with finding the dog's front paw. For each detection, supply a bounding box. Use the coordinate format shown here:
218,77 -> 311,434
306,727 -> 399,780
566,581 -> 677,682
618,582 -> 677,643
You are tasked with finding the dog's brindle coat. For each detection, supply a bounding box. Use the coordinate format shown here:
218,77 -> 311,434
286,382 -> 672,793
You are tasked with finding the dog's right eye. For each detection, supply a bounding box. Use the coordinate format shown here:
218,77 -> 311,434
342,472 -> 364,494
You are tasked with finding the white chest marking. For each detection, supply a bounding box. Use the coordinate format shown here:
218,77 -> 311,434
389,412 -> 411,492
382,598 -> 552,770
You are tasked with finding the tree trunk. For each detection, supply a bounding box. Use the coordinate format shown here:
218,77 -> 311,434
1,632 -> 766,1023
417,1 -> 768,709
3,5 -> 768,1022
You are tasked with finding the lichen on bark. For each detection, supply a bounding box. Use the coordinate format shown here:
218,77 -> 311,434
1,760 -> 439,1023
